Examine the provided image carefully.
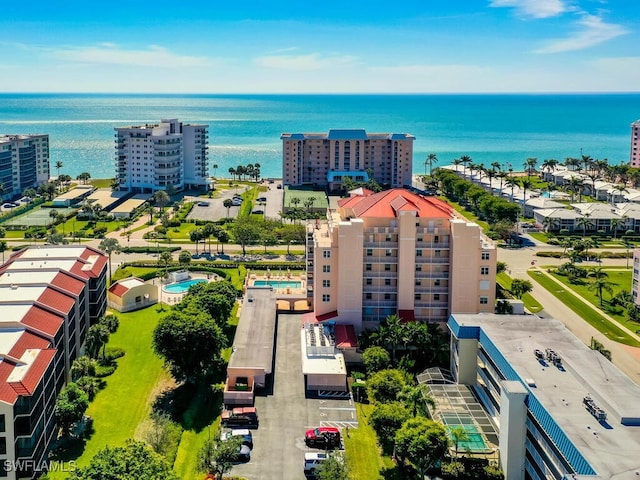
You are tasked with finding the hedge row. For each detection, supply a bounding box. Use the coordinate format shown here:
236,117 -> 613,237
536,250 -> 632,258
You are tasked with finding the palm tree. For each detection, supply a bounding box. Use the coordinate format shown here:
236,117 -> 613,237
223,198 -> 233,219
459,155 -> 472,177
290,196 -> 301,209
567,176 -> 585,203
153,190 -> 170,213
519,178 -> 533,216
497,171 -> 507,195
541,158 -> 558,176
158,250 -> 173,283
564,157 -> 580,171
581,154 -> 594,173
424,153 -> 438,176
452,158 -> 463,174
524,158 -> 537,178
486,168 -> 496,195
228,167 -> 236,181
400,384 -> 436,418
379,314 -> 404,361
576,213 -> 593,237
611,184 -> 628,205
505,177 -> 518,202
610,217 -> 623,238
587,267 -> 614,306
55,161 -> 63,180
212,163 -> 218,178
449,426 -> 471,456
542,216 -> 560,233
217,229 -> 229,254
98,238 -> 121,284
189,229 -> 203,254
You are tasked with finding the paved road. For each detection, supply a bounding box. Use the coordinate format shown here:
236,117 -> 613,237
497,239 -> 640,384
261,183 -> 284,219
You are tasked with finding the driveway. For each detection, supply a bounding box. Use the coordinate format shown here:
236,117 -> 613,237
231,313 -> 356,479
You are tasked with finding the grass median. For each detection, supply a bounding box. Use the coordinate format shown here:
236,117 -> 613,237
528,270 -> 640,347
497,272 -> 543,313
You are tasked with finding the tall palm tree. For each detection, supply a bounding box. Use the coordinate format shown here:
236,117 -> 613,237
212,163 -> 218,178
581,154 -> 594,173
452,158 -> 463,174
424,153 -> 438,176
379,314 -> 404,361
223,198 -> 233,218
542,216 -> 560,232
611,184 -> 628,205
55,161 -> 63,179
98,238 -> 121,284
587,267 -> 614,306
505,177 -> 518,202
519,178 -> 533,216
459,155 -> 472,178
228,167 -> 236,181
564,157 -> 580,171
567,176 -> 585,203
524,158 -> 538,178
576,213 -> 593,237
486,168 -> 496,195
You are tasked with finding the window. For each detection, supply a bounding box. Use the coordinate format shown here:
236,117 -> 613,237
385,249 -> 392,256
415,280 -> 421,286
384,293 -> 391,300
434,294 -> 440,301
434,235 -> 439,243
365,264 -> 372,271
416,249 -> 422,257
481,252 -> 490,260
480,280 -> 490,291
385,278 -> 391,286
0,415 -> 4,433
384,264 -> 391,271
0,437 -> 5,455
322,280 -> 330,288
366,278 -> 372,285
322,265 -> 331,273
323,250 -> 331,258
366,248 -> 373,256
480,296 -> 489,305
481,267 -> 489,275
414,293 -> 421,300
435,249 -> 441,257
322,294 -> 331,302
416,265 -> 422,271
434,279 -> 441,286
365,293 -> 372,300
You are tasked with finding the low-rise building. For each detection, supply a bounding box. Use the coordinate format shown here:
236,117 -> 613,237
107,277 -> 157,312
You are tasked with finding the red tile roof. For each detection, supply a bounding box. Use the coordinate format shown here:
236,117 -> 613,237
335,324 -> 358,348
338,188 -> 452,219
0,348 -> 56,404
52,272 -> 85,296
8,332 -> 50,357
37,288 -> 75,315
108,282 -> 129,297
21,305 -> 64,337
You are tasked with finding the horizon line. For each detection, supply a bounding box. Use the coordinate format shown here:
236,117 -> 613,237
1,91 -> 640,96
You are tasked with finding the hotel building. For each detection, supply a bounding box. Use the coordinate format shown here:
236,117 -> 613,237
449,313 -> 640,480
115,118 -> 209,193
281,129 -> 414,191
0,135 -> 50,201
307,188 -> 496,331
631,120 -> 640,167
0,246 -> 107,479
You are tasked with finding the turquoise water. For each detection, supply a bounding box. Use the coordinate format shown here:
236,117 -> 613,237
1,93 -> 639,179
253,280 -> 302,288
163,279 -> 206,293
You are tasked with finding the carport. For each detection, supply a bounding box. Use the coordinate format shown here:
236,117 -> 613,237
224,287 -> 277,405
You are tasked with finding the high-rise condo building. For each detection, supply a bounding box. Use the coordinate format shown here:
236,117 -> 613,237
0,135 -> 50,200
307,188 -> 496,331
631,120 -> 640,167
281,129 -> 414,191
115,118 -> 209,193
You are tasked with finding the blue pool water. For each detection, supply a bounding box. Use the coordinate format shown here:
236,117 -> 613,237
541,192 -> 550,198
163,279 -> 207,293
253,280 -> 302,288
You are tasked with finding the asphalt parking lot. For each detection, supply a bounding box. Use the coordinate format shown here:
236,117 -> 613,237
230,313 -> 357,480
187,189 -> 240,222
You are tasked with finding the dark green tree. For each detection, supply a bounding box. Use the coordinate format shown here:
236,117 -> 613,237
362,346 -> 390,374
198,434 -> 242,480
394,417 -> 449,478
55,382 -> 89,436
69,440 -> 179,480
365,369 -> 407,404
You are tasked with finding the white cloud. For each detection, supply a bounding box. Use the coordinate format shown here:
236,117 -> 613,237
51,44 -> 212,68
489,0 -> 571,19
253,53 -> 357,71
589,56 -> 640,82
534,13 -> 629,53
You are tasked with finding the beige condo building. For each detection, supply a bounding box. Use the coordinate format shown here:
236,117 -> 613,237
281,129 -> 414,191
307,188 -> 496,331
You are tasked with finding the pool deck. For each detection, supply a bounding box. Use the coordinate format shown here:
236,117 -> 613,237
151,274 -> 218,306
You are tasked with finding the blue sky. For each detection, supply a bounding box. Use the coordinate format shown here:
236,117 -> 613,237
0,0 -> 637,93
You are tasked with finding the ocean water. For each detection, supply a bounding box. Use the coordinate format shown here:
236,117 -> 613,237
0,93 -> 639,180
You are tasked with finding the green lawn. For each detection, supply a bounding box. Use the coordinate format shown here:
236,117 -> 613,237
49,305 -> 169,478
528,270 -> 640,347
496,272 -> 543,313
548,270 -> 638,331
528,232 -> 550,243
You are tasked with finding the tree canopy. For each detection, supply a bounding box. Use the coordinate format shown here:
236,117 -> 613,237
153,310 -> 227,384
69,440 -> 179,480
365,369 -> 407,404
394,417 -> 449,478
55,382 -> 89,436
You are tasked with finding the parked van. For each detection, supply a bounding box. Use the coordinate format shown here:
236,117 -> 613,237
304,452 -> 328,475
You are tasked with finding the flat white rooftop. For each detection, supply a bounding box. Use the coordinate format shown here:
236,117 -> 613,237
0,285 -> 46,302
452,313 -> 640,479
0,270 -> 58,286
0,329 -> 26,354
17,246 -> 86,259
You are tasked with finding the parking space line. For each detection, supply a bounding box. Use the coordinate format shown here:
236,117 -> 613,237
319,407 -> 356,411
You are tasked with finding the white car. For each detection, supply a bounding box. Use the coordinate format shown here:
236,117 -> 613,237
304,452 -> 328,475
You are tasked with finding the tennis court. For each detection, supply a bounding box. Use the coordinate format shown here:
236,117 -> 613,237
2,207 -> 77,227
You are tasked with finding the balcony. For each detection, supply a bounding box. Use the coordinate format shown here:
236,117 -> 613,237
363,256 -> 398,263
363,270 -> 397,278
415,270 -> 450,278
363,285 -> 397,293
362,300 -> 397,308
415,257 -> 450,264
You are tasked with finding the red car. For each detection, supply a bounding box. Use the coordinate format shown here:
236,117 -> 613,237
305,427 -> 341,448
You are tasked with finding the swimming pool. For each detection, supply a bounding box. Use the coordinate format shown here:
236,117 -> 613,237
253,280 -> 302,289
163,279 -> 207,293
